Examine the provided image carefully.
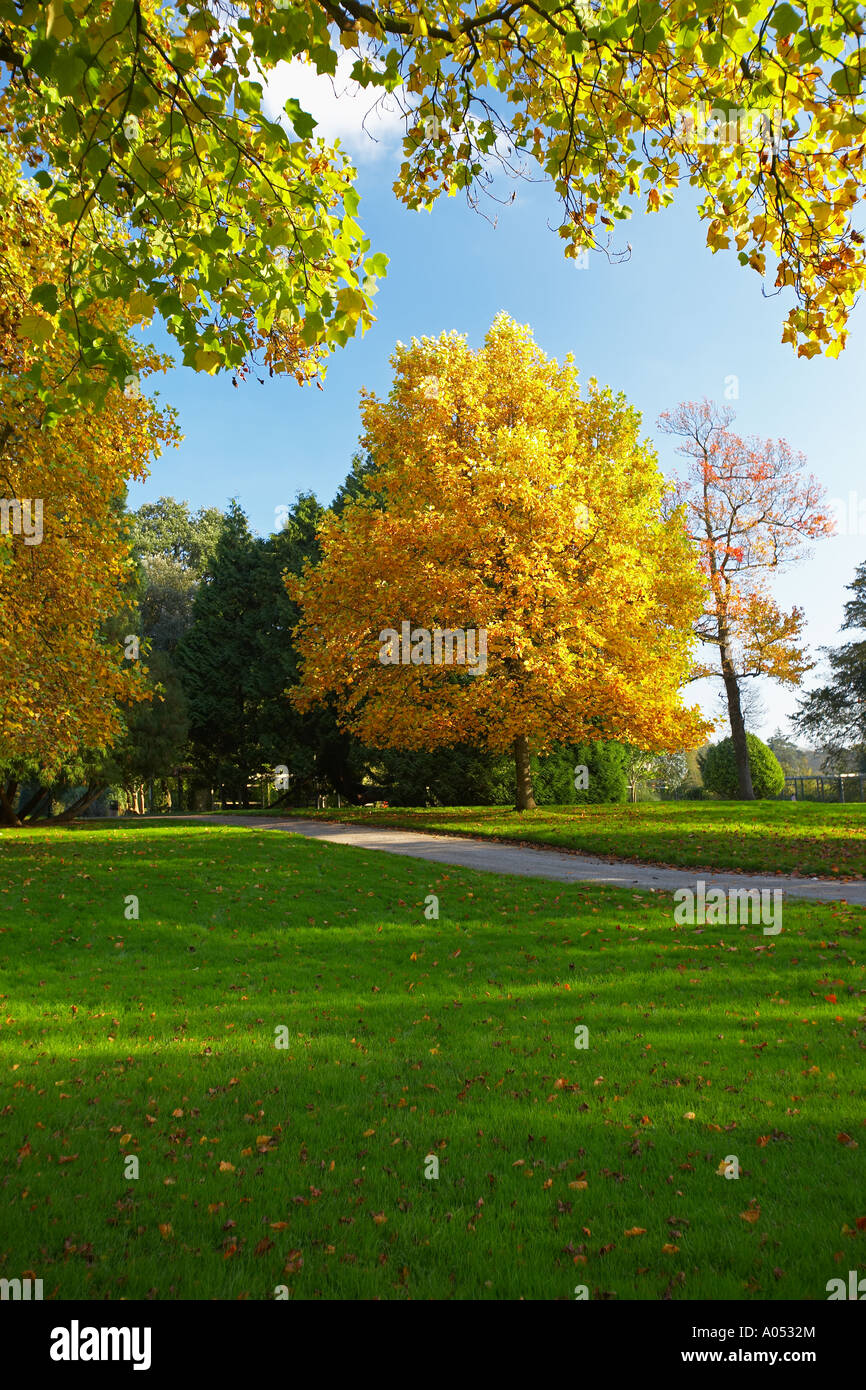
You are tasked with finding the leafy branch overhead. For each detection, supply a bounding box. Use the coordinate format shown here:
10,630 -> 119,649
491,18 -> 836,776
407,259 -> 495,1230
2,0 -> 866,413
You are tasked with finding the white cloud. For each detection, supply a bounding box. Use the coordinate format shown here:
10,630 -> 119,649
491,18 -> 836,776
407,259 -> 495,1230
263,51 -> 406,162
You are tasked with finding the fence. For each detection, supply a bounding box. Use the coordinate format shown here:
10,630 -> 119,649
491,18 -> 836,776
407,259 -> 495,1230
633,774 -> 866,803
781,773 -> 866,803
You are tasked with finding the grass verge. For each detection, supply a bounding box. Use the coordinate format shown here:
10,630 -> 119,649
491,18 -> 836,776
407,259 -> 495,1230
271,801 -> 866,880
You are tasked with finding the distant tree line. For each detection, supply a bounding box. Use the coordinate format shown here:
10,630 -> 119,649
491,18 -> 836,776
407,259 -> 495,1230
4,465 -> 863,821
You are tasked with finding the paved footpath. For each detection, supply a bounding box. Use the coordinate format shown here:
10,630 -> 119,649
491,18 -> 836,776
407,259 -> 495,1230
149,814 -> 866,906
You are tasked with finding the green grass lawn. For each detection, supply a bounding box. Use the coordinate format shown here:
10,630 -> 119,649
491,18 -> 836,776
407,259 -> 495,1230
276,801 -> 866,880
1,820 -> 864,1301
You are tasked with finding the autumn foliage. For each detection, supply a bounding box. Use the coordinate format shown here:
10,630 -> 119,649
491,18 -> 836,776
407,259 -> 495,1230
289,315 -> 712,806
659,400 -> 833,797
1,0 -> 865,414
0,156 -> 179,794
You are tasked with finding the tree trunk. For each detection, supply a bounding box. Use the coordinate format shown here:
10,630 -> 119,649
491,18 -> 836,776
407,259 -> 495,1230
18,786 -> 51,822
0,781 -> 22,827
513,736 -> 537,811
721,647 -> 754,799
54,783 -> 107,823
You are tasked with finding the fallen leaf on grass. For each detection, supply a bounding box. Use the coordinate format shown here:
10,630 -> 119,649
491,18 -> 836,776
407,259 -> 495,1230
158,1224 -> 173,1239
284,1250 -> 303,1275
219,1160 -> 235,1172
254,1238 -> 274,1256
740,1204 -> 761,1224
661,1244 -> 679,1254
624,1227 -> 646,1237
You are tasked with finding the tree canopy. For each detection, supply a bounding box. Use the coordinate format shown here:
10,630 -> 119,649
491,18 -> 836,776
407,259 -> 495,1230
289,313 -> 712,806
3,0 -> 866,415
0,155 -> 179,785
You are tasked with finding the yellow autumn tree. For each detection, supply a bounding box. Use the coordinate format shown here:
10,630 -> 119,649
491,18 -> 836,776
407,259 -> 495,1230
0,150 -> 180,817
289,315 -> 712,808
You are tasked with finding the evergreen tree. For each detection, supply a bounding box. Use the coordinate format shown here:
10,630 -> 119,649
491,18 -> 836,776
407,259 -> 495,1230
175,501 -> 264,801
256,493 -> 368,801
795,561 -> 866,771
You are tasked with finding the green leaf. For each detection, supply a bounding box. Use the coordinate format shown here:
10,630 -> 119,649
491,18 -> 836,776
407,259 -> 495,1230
770,3 -> 801,38
830,65 -> 862,97
17,313 -> 54,346
31,283 -> 60,314
283,97 -> 317,140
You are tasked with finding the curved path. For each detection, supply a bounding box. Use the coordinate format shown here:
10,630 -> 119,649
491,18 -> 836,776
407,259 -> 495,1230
151,814 -> 866,906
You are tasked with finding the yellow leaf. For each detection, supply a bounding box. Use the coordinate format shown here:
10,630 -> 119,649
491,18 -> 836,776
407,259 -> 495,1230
127,291 -> 156,322
46,0 -> 74,40
17,314 -> 53,346
194,348 -> 221,373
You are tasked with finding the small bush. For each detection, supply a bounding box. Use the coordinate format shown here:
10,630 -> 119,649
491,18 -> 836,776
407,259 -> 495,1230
700,733 -> 785,800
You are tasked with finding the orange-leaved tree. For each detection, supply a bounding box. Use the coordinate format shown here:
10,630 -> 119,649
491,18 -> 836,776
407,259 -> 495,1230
0,156 -> 180,822
289,314 -> 712,809
658,399 -> 834,800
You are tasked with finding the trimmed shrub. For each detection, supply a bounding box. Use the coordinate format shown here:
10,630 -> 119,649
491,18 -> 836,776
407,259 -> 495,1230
375,737 -> 630,806
700,733 -> 785,800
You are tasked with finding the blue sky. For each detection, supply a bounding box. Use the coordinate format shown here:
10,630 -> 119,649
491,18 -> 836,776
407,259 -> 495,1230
128,70 -> 866,744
